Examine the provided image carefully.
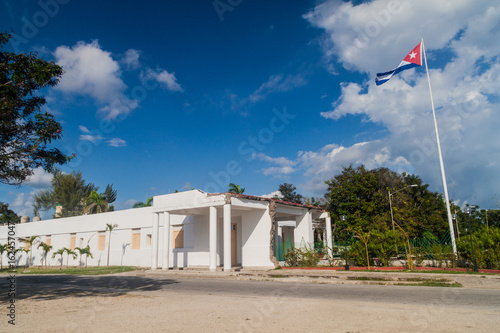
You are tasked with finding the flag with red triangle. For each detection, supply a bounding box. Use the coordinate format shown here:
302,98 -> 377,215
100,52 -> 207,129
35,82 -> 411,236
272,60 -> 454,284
375,43 -> 422,85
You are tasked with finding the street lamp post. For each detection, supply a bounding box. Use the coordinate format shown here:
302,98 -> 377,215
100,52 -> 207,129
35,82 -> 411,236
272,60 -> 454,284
341,215 -> 349,270
464,207 -> 478,272
452,212 -> 460,239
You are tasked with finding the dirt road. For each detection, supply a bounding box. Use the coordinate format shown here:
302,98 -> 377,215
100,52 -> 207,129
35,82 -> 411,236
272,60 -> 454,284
2,274 -> 500,332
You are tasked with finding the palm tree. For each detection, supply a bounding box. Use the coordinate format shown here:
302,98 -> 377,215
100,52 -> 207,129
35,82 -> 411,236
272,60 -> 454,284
15,248 -> 30,268
52,248 -> 65,269
37,242 -> 53,269
228,183 -> 245,194
76,245 -> 93,268
27,236 -> 40,268
63,248 -> 77,267
84,190 -> 109,214
133,196 -> 153,208
0,244 -> 7,269
106,223 -> 118,267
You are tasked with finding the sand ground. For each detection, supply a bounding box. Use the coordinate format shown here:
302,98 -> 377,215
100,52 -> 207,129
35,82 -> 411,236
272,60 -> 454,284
2,271 -> 500,333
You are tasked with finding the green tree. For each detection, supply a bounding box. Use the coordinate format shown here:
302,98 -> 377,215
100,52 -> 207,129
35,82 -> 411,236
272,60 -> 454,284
75,245 -> 93,268
457,226 -> 500,269
52,248 -> 65,269
84,191 -> 108,214
133,196 -> 153,208
33,169 -> 116,218
228,183 -> 245,194
26,236 -> 40,268
325,165 -> 448,240
37,241 -> 52,269
0,202 -> 19,225
63,247 -> 77,267
15,247 -> 29,268
0,32 -> 72,185
370,229 -> 401,266
0,243 -> 7,269
106,223 -> 118,267
276,183 -> 303,204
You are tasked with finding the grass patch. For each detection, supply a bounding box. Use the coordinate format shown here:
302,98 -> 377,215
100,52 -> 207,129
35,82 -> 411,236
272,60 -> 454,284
347,276 -> 389,281
406,269 -> 494,275
269,274 -> 286,278
0,266 -> 138,275
396,281 -> 462,288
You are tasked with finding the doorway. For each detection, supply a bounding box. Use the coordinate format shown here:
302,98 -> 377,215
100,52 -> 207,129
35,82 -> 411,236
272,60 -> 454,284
231,223 -> 237,266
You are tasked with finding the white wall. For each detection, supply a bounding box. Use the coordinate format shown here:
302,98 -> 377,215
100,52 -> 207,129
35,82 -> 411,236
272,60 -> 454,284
294,209 -> 314,247
240,208 -> 274,267
0,193 -> 319,269
1,207 -> 181,268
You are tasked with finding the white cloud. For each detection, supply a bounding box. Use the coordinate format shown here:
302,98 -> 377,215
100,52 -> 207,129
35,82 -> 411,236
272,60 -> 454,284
10,192 -> 36,217
251,153 -> 295,167
304,0 -> 491,75
252,153 -> 297,176
54,40 -> 139,119
80,134 -> 103,143
249,73 -> 307,103
107,138 -> 127,147
77,125 -> 126,148
260,190 -> 283,199
142,68 -> 183,92
298,0 -> 500,207
24,168 -> 53,189
121,49 -> 141,69
78,125 -> 91,133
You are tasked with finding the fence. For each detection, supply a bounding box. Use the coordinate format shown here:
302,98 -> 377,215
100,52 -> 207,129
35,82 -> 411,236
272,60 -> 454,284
274,231 -> 455,265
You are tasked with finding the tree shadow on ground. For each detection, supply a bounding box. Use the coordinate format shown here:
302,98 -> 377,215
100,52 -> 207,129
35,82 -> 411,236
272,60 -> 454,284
0,275 -> 179,301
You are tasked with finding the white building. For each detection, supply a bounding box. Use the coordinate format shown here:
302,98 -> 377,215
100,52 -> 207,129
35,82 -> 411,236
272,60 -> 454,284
0,190 -> 331,271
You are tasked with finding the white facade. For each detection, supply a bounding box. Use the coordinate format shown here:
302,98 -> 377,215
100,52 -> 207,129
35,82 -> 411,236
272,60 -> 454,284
0,190 -> 327,271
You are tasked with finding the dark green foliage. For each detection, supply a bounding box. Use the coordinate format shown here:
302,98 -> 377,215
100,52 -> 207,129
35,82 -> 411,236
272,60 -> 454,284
1,32 -> 71,185
228,183 -> 245,194
33,169 -> 116,217
457,226 -> 500,269
0,202 -> 19,224
133,196 -> 153,208
370,229 -> 401,266
325,165 -> 448,239
277,183 -> 303,204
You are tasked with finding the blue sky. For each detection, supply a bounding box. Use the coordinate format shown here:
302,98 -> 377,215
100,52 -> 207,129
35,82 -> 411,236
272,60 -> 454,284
2,0 -> 499,218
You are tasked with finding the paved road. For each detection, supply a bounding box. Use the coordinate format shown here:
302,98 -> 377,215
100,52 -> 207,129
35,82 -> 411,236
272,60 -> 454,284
3,274 -> 500,332
8,274 -> 500,310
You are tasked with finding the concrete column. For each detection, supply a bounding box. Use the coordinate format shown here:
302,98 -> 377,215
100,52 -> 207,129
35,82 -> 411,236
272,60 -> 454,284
162,212 -> 171,270
325,216 -> 333,259
223,203 -> 231,271
209,206 -> 217,271
308,211 -> 315,245
151,213 -> 159,270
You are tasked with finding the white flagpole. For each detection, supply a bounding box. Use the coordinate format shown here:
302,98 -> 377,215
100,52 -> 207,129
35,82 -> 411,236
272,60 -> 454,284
421,38 -> 457,255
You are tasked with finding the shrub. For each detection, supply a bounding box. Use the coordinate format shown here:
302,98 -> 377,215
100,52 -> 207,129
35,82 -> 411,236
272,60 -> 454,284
457,226 -> 500,269
283,245 -> 320,267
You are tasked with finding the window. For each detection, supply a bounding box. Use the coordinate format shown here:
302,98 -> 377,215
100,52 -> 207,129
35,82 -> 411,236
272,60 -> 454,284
98,231 -> 106,251
69,233 -> 76,250
79,238 -> 84,248
46,235 -> 51,246
131,229 -> 141,250
173,226 -> 184,249
146,234 -> 152,246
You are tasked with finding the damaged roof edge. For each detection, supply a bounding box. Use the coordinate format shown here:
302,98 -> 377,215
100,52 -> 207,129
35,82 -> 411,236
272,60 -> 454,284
207,192 -> 325,211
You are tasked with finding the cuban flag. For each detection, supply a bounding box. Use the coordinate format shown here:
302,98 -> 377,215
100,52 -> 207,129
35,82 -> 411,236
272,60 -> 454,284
375,42 -> 422,85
